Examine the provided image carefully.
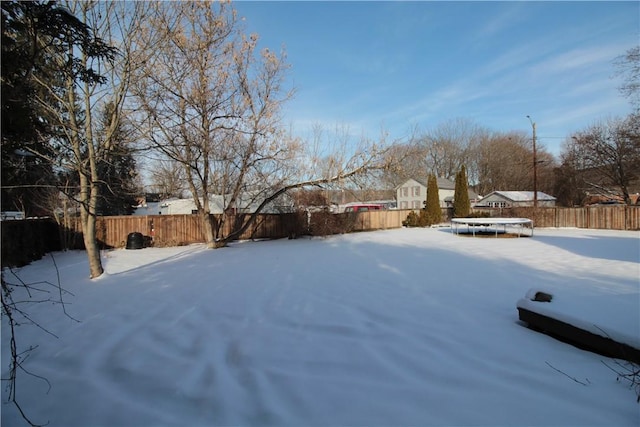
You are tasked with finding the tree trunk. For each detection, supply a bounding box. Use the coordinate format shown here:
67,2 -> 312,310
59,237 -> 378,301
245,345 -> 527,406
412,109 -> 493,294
199,211 -> 216,249
77,170 -> 104,278
83,208 -> 103,278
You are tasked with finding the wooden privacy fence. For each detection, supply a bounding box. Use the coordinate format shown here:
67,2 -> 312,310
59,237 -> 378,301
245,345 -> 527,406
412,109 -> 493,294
496,206 -> 640,230
352,209 -> 411,231
58,206 -> 640,250
91,213 -> 306,248
92,210 -> 409,248
2,206 -> 638,267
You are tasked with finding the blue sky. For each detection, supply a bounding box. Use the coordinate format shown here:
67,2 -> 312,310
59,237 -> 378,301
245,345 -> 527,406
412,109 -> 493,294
233,1 -> 639,157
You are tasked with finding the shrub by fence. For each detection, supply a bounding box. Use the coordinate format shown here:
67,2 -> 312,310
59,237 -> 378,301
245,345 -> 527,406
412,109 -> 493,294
2,206 -> 638,267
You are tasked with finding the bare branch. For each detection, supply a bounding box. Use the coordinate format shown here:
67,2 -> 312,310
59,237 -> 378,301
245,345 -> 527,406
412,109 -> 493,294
1,253 -> 78,426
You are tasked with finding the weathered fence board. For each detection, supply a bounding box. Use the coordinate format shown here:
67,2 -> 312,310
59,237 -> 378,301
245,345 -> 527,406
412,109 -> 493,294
351,209 -> 411,231
150,215 -> 202,247
96,216 -> 151,248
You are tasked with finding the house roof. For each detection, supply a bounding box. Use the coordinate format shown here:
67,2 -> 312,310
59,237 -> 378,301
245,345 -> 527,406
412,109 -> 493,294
484,191 -> 556,202
396,177 -> 456,190
396,177 -> 478,199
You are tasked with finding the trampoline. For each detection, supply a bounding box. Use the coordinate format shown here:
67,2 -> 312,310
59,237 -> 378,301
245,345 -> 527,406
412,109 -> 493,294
451,217 -> 534,237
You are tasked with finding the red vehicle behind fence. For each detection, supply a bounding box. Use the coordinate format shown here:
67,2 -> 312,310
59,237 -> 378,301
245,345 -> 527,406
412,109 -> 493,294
343,204 -> 385,213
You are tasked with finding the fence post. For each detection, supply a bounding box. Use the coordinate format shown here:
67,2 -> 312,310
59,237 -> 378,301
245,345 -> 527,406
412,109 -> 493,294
625,205 -> 628,231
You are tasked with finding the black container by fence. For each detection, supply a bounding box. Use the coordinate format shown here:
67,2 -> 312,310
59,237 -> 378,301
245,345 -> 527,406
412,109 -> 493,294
126,232 -> 144,250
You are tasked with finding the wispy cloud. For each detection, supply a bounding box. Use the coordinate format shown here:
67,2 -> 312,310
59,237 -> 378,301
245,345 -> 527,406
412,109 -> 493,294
237,0 -> 637,157
380,80 -> 492,129
473,3 -> 527,42
530,44 -> 621,75
544,93 -> 628,130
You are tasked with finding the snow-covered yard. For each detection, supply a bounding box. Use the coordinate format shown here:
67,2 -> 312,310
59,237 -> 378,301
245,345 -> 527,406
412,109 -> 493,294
2,227 -> 639,426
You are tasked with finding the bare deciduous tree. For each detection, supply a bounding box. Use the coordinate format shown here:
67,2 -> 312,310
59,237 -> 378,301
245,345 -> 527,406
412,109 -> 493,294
60,1 -> 148,277
464,130 -> 555,197
554,141 -> 589,207
569,114 -> 640,205
27,2 -> 116,278
419,118 -> 484,181
130,1 -> 297,248
131,2 -> 398,247
615,45 -> 640,112
216,121 -> 398,243
378,138 -> 426,189
147,157 -> 189,199
472,132 -> 534,196
17,1 -> 152,278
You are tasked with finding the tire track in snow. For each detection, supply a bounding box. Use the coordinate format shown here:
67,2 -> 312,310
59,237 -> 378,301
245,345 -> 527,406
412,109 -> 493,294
79,303 -> 226,425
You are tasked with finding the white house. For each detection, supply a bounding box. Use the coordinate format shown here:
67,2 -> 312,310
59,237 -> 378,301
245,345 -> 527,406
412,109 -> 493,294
475,191 -> 556,208
134,193 -> 293,216
395,178 -> 478,210
134,197 -> 225,215
0,211 -> 25,220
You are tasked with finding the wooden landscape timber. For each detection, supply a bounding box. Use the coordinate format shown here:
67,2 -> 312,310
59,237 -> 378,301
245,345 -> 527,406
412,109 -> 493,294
518,307 -> 640,364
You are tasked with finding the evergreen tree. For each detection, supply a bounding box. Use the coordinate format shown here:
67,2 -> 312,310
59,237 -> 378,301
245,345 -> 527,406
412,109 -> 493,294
425,174 -> 442,225
1,1 -> 61,215
453,165 -> 471,218
96,149 -> 139,215
2,0 -> 117,278
95,103 -> 140,216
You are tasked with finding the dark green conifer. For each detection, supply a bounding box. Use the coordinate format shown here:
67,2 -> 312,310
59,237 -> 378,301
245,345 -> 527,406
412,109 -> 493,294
425,174 -> 442,225
453,165 -> 471,218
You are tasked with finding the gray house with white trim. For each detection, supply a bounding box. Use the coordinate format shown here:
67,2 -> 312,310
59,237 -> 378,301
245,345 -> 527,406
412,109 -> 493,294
396,177 -> 478,210
475,191 -> 556,208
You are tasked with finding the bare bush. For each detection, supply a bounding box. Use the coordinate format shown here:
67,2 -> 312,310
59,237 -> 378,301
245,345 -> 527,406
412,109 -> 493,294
1,255 -> 78,426
602,359 -> 640,403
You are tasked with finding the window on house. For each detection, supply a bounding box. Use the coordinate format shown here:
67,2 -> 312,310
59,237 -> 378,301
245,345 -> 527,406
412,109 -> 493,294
402,187 -> 408,197
401,201 -> 408,209
415,186 -> 420,196
412,200 -> 421,209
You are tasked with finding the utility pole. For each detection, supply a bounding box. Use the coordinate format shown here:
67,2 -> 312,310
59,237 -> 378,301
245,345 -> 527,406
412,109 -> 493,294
526,116 -> 538,209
